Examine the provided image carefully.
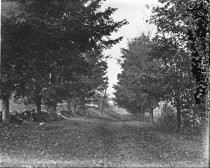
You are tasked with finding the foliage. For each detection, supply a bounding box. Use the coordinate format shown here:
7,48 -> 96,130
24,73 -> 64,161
93,91 -> 111,109
114,31 -> 195,125
156,103 -> 202,134
1,17 -> 25,98
147,0 -> 202,132
187,0 -> 210,111
149,0 -> 196,106
150,36 -> 196,108
114,34 -> 158,116
149,0 -> 209,109
1,0 -> 128,118
156,103 -> 176,132
181,108 -> 202,134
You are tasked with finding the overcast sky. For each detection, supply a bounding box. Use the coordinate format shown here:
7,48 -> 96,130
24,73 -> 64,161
101,0 -> 158,97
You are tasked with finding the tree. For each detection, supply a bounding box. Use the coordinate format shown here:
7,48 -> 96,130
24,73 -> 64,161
187,2 -> 209,155
148,0 -> 201,132
1,16 -> 26,124
149,0 -> 209,111
114,30 -> 196,131
62,51 -> 109,115
150,36 -> 195,132
114,34 -> 160,120
187,0 -> 210,114
1,0 -> 127,122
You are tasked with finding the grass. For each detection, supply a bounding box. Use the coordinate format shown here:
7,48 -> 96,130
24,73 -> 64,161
86,107 -> 123,121
0,108 -> 208,167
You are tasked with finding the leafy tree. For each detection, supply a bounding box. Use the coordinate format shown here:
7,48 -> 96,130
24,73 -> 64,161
187,0 -> 210,113
1,0 -> 127,122
148,0 -> 200,132
149,0 -> 209,112
63,52 -> 109,115
150,36 -> 195,132
114,34 -> 160,120
115,32 -> 195,131
1,16 -> 28,124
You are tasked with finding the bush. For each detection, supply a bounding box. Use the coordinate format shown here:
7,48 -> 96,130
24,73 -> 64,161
156,103 -> 176,132
156,103 -> 202,134
181,109 -> 202,134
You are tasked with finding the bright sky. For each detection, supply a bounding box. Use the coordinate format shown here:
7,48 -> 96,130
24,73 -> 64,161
101,0 -> 158,97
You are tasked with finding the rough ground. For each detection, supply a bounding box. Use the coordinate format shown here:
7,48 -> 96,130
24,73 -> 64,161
0,117 -> 207,167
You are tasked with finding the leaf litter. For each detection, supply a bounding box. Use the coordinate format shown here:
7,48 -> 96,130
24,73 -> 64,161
0,118 -> 206,167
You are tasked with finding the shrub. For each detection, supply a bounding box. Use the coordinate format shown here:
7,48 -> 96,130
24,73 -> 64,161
156,103 -> 176,132
181,109 -> 202,134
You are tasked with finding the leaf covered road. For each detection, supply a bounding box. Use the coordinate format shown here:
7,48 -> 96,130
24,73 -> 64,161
0,119 -> 206,167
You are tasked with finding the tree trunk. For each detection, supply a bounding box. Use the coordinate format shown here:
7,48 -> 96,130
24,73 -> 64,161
67,98 -> 71,114
80,96 -> 86,116
135,110 -> 138,117
139,111 -> 145,121
100,87 -> 107,117
149,106 -> 154,123
175,98 -> 181,133
35,94 -> 41,114
33,94 -> 42,121
67,98 -> 76,116
35,83 -> 42,115
139,104 -> 145,121
72,98 -> 77,116
47,103 -> 57,121
2,95 -> 10,124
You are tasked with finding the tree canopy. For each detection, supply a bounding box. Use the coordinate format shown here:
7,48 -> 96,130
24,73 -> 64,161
1,0 -> 128,123
114,0 -> 208,132
114,34 -> 160,119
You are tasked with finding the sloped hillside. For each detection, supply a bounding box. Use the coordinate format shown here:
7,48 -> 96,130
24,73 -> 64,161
86,108 -> 124,121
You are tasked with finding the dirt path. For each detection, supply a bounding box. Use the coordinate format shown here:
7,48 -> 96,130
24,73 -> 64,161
90,121 -> 205,167
0,119 -> 206,167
